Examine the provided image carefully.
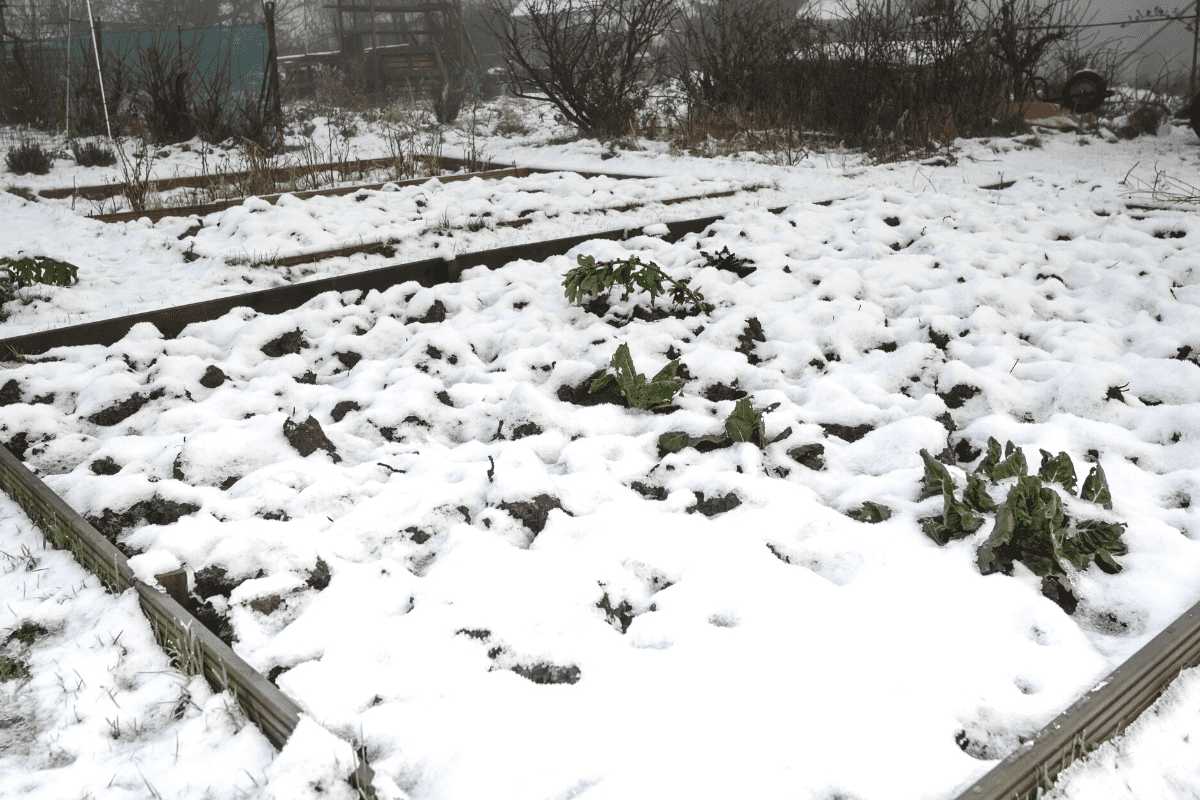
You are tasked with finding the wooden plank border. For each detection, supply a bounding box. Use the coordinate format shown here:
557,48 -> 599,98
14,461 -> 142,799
0,442 -> 346,767
0,208 -> 769,357
952,598 -> 1200,800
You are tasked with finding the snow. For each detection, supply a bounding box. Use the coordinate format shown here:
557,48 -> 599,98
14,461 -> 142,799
2,97 -> 1199,799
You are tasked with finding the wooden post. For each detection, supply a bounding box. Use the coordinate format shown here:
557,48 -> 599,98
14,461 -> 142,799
334,0 -> 345,54
370,0 -> 380,92
154,568 -> 190,608
1191,0 -> 1199,100
264,1 -> 283,150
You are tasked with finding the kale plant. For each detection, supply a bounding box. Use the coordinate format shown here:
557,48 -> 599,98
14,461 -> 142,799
919,438 -> 1129,615
563,254 -> 714,316
590,343 -> 684,410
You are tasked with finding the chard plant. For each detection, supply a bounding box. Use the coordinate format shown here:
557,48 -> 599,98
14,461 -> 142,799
563,254 -> 714,315
659,398 -> 792,455
590,343 -> 685,410
919,438 -> 1128,615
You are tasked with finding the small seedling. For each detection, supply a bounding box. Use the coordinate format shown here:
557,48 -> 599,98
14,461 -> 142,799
563,254 -> 714,316
590,343 -> 684,410
659,399 -> 792,456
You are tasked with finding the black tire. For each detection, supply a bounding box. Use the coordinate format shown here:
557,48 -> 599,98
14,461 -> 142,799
1188,93 -> 1200,139
1062,70 -> 1107,114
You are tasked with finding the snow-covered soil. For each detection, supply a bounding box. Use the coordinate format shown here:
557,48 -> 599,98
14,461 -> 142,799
2,98 -> 1200,800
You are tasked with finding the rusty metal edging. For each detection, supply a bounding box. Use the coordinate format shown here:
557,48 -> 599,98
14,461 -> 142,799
0,442 -> 306,750
953,597 -> 1200,800
0,208 -> 770,357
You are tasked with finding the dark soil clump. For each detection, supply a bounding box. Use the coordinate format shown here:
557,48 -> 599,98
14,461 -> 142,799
407,299 -> 446,324
261,330 -> 309,357
938,384 -> 980,409
631,481 -> 667,500
86,497 -> 201,552
509,422 -> 543,440
282,415 -> 341,462
510,662 -> 581,685
199,366 -> 227,388
787,443 -> 826,470
87,392 -> 156,426
737,318 -> 766,364
306,557 -> 331,590
687,491 -> 742,517
194,564 -> 239,599
0,380 -> 21,406
702,381 -> 747,402
557,370 -> 625,408
954,438 -> 983,463
597,592 -> 635,633
89,456 -> 121,475
820,423 -> 874,442
498,494 -> 563,535
335,351 -> 362,370
331,400 -> 360,422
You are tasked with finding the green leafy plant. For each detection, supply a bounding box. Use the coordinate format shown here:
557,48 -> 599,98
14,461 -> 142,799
919,449 -> 985,544
659,398 -> 792,456
5,140 -> 53,175
1,255 -> 79,289
563,254 -> 714,316
920,438 -> 1128,615
591,343 -> 684,410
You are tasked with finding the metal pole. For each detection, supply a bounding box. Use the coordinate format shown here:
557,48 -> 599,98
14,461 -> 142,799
83,0 -> 111,141
65,0 -> 70,138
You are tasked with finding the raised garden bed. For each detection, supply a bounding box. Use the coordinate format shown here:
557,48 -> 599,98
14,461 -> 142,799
2,176 -> 1198,799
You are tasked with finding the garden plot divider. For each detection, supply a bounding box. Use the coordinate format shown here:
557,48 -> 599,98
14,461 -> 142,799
0,442 -> 376,795
3,192 -> 1198,799
0,208 -> 775,357
37,154 -> 512,204
92,166 -> 531,225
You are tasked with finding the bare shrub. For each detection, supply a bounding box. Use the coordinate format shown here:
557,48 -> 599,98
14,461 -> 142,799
482,0 -> 681,138
667,0 -> 1089,162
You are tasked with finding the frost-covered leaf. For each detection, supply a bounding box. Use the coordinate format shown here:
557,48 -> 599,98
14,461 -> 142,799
658,431 -> 692,455
1081,464 -> 1113,509
988,444 -> 1027,480
976,436 -> 1003,478
963,474 -> 997,513
1038,449 -> 1077,495
725,398 -> 764,445
919,448 -> 957,500
849,502 -> 891,523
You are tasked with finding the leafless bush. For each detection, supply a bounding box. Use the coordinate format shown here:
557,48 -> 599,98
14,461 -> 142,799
667,0 -> 1089,161
482,0 -> 681,138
